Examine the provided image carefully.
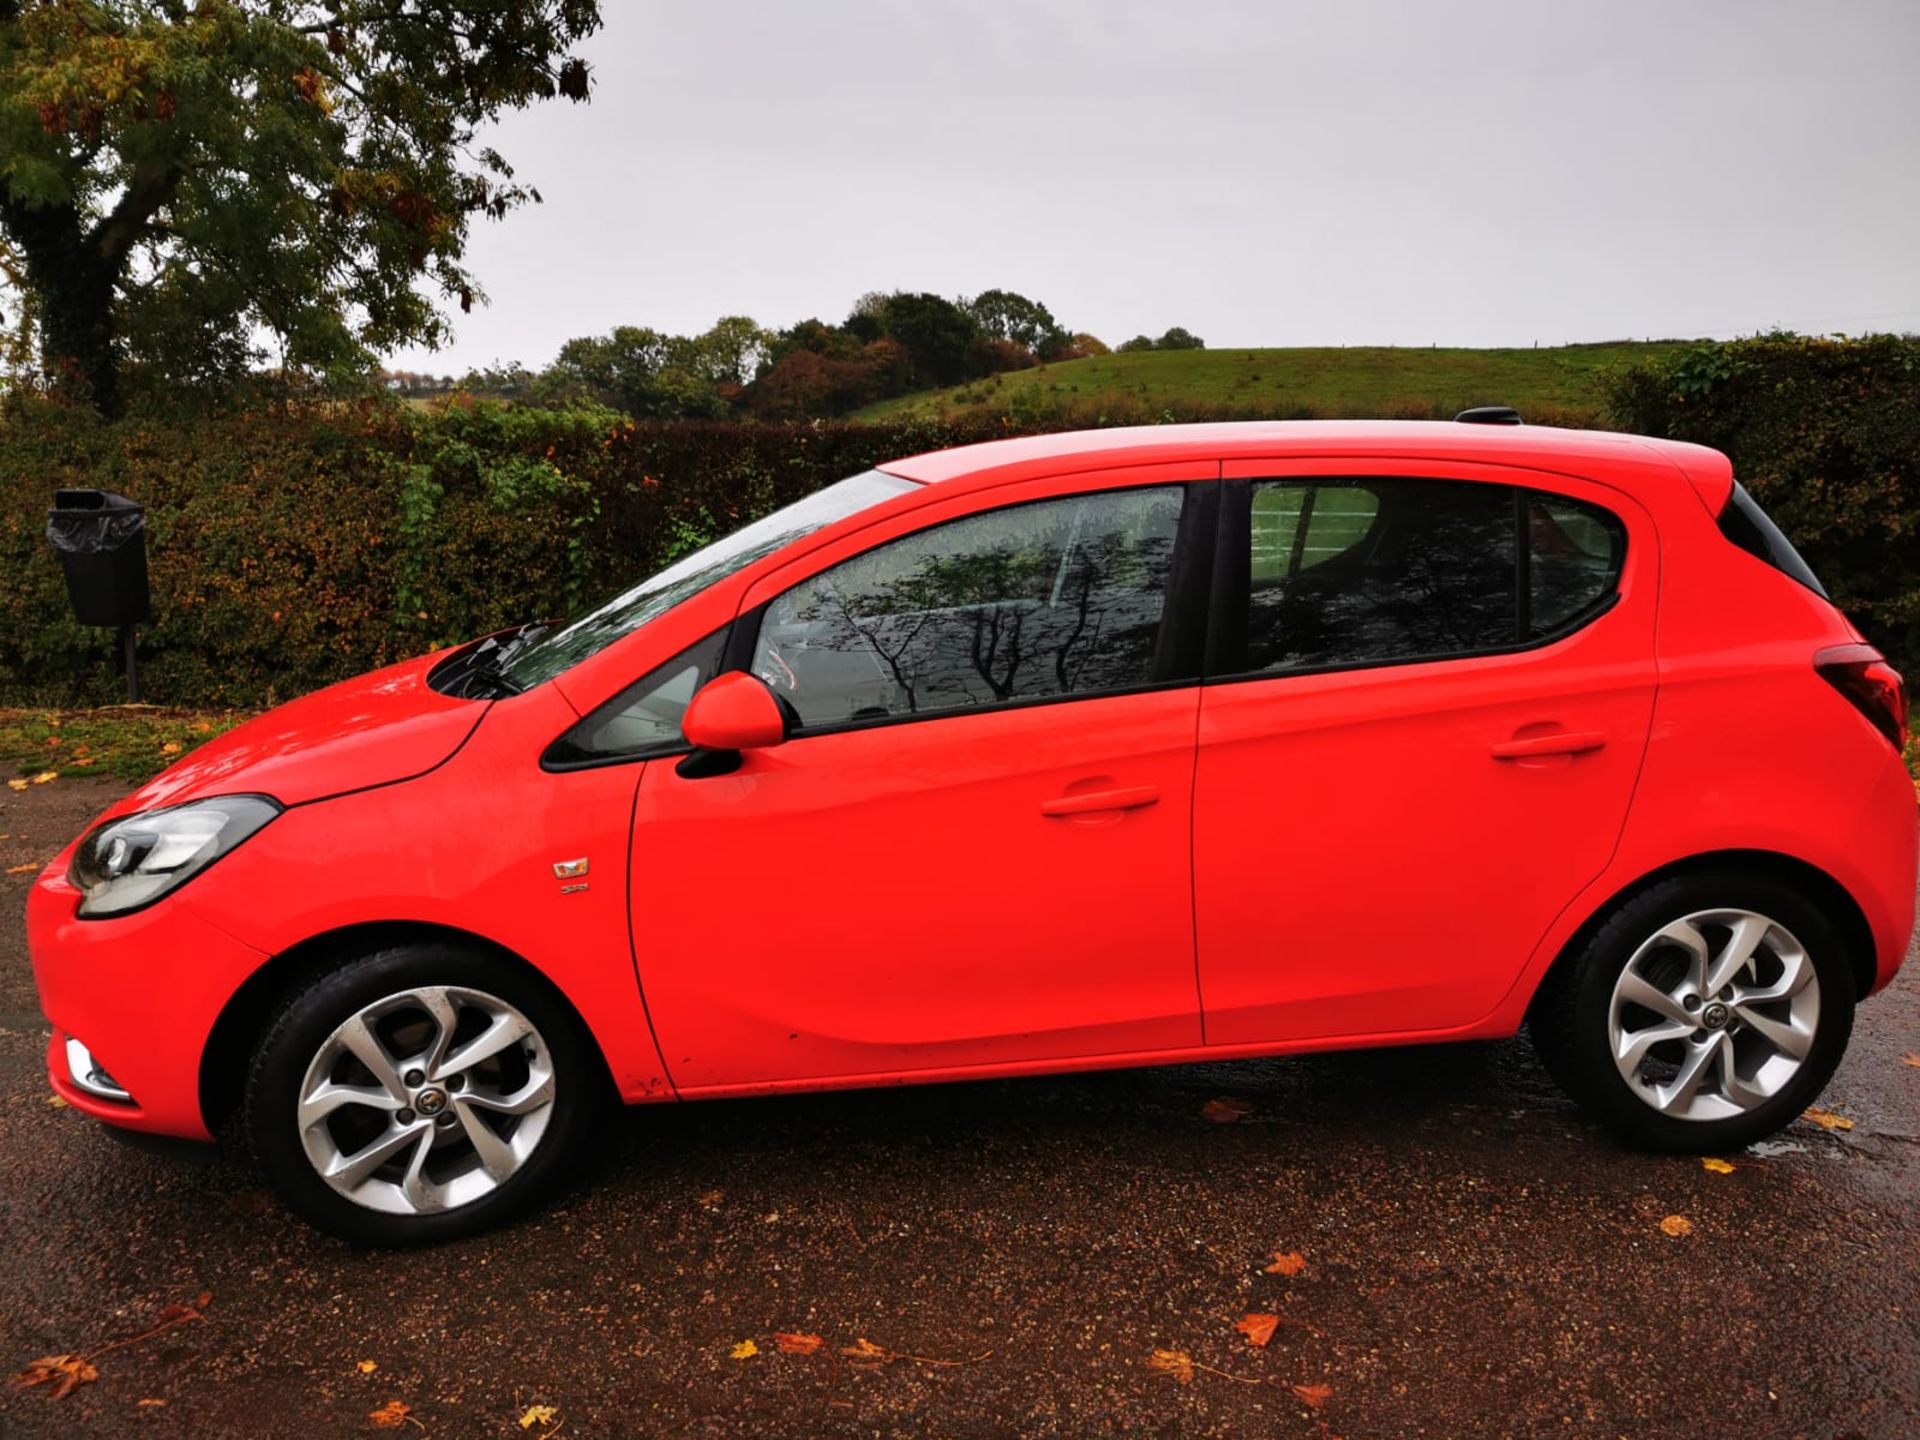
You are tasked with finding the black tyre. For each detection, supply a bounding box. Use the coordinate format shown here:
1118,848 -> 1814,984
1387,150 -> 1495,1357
1530,871 -> 1856,1152
243,942 -> 602,1245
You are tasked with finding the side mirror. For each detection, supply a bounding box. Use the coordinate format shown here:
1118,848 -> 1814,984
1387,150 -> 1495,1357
680,672 -> 788,754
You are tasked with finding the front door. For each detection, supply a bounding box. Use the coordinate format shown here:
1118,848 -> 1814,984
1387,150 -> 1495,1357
1192,460 -> 1659,1045
633,468 -> 1217,1091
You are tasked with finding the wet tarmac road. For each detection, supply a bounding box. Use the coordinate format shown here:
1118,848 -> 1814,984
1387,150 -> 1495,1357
3,778 -> 1918,1439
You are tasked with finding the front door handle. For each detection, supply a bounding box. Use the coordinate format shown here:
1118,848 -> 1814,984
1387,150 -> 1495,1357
1491,730 -> 1607,760
1040,786 -> 1161,817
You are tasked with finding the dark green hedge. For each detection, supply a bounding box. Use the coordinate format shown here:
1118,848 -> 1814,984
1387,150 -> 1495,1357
0,397 -> 1008,707
1605,333 -> 1920,671
5,334 -> 1915,708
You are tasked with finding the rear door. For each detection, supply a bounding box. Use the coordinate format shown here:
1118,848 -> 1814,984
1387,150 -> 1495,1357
1193,458 -> 1658,1044
631,463 -> 1220,1090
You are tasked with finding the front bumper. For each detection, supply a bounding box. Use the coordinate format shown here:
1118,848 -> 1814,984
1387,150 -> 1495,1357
29,858 -> 269,1139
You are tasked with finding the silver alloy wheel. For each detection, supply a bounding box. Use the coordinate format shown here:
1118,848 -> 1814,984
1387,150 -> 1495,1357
1607,908 -> 1820,1122
296,986 -> 557,1216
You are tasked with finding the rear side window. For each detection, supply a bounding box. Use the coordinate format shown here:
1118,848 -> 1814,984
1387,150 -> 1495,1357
1527,494 -> 1625,637
1237,478 -> 1624,676
753,486 -> 1185,730
1719,482 -> 1827,599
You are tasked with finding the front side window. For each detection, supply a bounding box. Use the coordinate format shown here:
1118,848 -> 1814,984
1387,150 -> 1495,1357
1237,478 -> 1624,676
752,486 -> 1186,730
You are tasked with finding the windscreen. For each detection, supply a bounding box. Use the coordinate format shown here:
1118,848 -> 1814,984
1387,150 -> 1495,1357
500,469 -> 918,689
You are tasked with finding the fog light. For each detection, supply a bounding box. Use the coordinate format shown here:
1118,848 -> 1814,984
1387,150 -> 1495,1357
64,1036 -> 132,1103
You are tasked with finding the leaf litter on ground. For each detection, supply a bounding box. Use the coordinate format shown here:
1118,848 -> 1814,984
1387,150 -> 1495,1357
10,1291 -> 210,1401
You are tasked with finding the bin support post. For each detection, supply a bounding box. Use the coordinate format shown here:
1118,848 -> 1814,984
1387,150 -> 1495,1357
119,623 -> 140,704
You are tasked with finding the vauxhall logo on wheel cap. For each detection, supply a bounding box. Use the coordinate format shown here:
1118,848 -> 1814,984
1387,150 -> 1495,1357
413,1088 -> 448,1116
1700,1001 -> 1732,1031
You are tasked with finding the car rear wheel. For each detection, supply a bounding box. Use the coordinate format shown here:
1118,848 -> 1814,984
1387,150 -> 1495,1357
243,943 -> 600,1244
1530,873 -> 1856,1152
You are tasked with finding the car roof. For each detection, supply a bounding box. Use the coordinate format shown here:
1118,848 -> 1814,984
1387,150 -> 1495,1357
876,420 -> 1734,515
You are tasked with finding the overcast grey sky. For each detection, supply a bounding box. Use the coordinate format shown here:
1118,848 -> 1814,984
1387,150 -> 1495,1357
388,0 -> 1920,374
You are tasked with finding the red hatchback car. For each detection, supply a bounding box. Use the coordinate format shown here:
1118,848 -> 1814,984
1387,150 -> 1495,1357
29,420 -> 1918,1243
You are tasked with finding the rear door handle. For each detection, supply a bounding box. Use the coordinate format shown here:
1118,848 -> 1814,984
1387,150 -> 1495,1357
1040,786 -> 1161,816
1491,730 -> 1607,760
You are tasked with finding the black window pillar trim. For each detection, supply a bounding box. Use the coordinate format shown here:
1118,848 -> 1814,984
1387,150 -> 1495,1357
1149,480 -> 1218,685
1205,478 -> 1252,679
720,600 -> 768,676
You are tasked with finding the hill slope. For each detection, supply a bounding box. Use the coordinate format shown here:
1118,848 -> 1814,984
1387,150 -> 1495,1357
853,342 -> 1691,424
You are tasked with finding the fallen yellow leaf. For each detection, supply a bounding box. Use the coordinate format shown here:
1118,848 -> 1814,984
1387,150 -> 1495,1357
138,1398 -> 167,1407
1148,1348 -> 1195,1385
519,1403 -> 558,1428
1233,1313 -> 1280,1348
1292,1381 -> 1333,1409
1201,1096 -> 1253,1124
1802,1106 -> 1855,1131
368,1399 -> 411,1428
11,1353 -> 98,1399
698,1188 -> 725,1206
356,1360 -> 378,1374
1901,1054 -> 1920,1069
159,743 -> 182,756
1263,1249 -> 1306,1275
1659,1215 -> 1694,1237
1701,1157 -> 1736,1175
729,1339 -> 758,1360
7,863 -> 38,876
841,1338 -> 886,1361
29,771 -> 57,784
773,1332 -> 823,1355
6,779 -> 27,791
46,1094 -> 68,1109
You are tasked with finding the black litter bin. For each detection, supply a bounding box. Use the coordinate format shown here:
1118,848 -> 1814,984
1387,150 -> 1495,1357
48,488 -> 150,700
49,489 -> 150,627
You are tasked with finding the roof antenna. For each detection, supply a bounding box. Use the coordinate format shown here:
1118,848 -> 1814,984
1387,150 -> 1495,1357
1455,406 -> 1523,425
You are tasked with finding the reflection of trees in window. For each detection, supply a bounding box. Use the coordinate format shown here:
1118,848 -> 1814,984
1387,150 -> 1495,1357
758,490 -> 1181,728
1248,480 -> 1515,672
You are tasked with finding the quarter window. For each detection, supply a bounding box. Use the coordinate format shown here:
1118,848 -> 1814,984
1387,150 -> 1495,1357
543,629 -> 728,767
1238,478 -> 1623,676
753,486 -> 1185,730
1526,494 -> 1625,637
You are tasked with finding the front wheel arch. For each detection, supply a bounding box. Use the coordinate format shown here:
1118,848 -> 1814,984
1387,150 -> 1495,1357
198,921 -> 615,1141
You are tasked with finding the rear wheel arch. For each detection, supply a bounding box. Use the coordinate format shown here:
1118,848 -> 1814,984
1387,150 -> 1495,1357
1528,849 -> 1876,1022
197,921 -> 614,1139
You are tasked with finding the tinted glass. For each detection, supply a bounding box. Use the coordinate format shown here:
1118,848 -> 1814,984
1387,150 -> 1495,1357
544,629 -> 727,766
1719,481 -> 1827,599
1245,479 -> 1516,673
1527,494 -> 1625,636
501,470 -> 917,689
753,487 -> 1184,729
1252,484 -> 1380,579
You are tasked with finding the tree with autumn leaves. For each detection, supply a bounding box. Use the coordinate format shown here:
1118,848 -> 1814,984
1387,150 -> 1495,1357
0,0 -> 601,416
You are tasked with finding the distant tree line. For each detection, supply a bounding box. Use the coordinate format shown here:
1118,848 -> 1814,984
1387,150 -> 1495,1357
458,289 -> 1201,419
1116,326 -> 1206,353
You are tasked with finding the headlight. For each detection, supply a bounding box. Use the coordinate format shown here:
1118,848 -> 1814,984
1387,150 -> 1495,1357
69,795 -> 281,919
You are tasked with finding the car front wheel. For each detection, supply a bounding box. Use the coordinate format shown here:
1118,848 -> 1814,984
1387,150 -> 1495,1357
243,943 -> 599,1244
1531,873 -> 1857,1152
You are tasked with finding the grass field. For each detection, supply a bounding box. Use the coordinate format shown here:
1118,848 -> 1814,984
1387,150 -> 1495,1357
854,341 -> 1693,424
